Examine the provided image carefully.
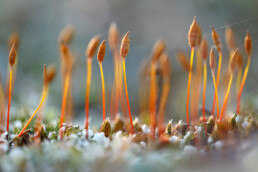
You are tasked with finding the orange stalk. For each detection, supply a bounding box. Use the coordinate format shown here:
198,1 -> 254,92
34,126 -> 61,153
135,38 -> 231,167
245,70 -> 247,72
186,48 -> 195,129
158,53 -> 171,135
0,75 -> 5,127
158,82 -> 170,134
194,48 -> 202,124
120,32 -> 134,134
84,35 -> 100,131
236,53 -> 243,96
6,69 -> 12,132
200,37 -> 208,135
149,40 -> 166,137
194,77 -> 202,124
237,57 -> 250,114
209,47 -> 220,119
211,52 -> 222,115
99,63 -> 106,121
113,53 -> 120,118
117,57 -> 128,120
237,31 -> 252,114
7,44 -> 17,132
211,71 -> 220,119
202,62 -> 208,135
59,70 -> 71,128
34,89 -> 48,132
122,59 -> 134,133
191,75 -> 196,123
186,16 -> 201,129
19,65 -> 48,137
35,64 -> 56,131
211,26 -> 222,116
109,52 -> 119,119
220,48 -> 238,121
220,74 -> 233,121
108,23 -> 120,119
85,59 -> 92,130
97,40 -> 106,121
236,68 -> 242,96
150,62 -> 157,136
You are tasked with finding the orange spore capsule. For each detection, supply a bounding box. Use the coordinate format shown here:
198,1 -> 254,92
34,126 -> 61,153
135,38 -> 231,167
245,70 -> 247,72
211,26 -> 222,53
120,31 -> 130,58
188,16 -> 201,48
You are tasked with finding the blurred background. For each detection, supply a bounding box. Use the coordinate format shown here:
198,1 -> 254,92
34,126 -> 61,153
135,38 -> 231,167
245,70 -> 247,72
1,0 -> 258,124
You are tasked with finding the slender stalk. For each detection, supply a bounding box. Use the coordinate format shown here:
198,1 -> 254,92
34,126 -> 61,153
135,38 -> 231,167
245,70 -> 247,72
211,53 -> 222,115
191,75 -> 196,123
19,87 -> 47,137
211,71 -> 220,119
220,74 -> 233,121
34,89 -> 48,132
117,57 -> 128,119
186,48 -> 195,129
202,62 -> 207,135
122,59 -> 134,134
150,62 -> 157,137
114,53 -> 120,117
236,57 -> 251,114
0,77 -> 5,127
158,81 -> 170,135
236,68 -> 242,96
85,59 -> 92,130
60,70 -> 71,128
19,65 -> 47,137
6,69 -> 13,132
99,63 -> 106,121
194,49 -> 202,124
117,55 -> 128,119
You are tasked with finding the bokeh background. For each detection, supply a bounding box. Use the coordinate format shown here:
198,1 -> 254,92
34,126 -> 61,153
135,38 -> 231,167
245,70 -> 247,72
1,0 -> 258,124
